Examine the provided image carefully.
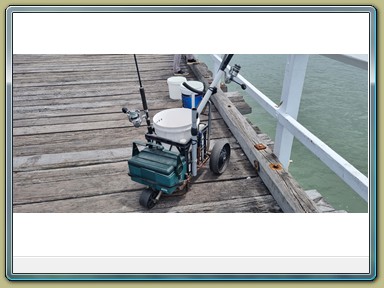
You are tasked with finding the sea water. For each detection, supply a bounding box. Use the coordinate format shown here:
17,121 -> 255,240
197,54 -> 369,213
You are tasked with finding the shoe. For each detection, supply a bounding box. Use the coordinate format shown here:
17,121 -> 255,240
174,70 -> 189,76
187,59 -> 200,65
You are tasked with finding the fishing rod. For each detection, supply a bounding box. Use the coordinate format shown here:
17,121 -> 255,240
122,54 -> 153,135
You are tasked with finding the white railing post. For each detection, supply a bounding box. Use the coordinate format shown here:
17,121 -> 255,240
274,55 -> 309,168
212,54 -> 221,79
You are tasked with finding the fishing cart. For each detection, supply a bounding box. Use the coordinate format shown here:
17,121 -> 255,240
122,54 -> 245,209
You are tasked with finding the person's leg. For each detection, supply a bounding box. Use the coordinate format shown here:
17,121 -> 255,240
173,54 -> 189,76
173,54 -> 182,73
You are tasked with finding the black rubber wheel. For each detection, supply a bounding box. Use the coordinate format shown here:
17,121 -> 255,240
139,189 -> 159,209
210,140 -> 231,175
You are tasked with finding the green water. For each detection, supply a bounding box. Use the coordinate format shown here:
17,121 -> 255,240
198,54 -> 369,212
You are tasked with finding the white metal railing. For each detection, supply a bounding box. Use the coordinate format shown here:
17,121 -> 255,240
211,54 -> 369,202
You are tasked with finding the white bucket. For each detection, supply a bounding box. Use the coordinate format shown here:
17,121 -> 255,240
167,76 -> 187,100
153,108 -> 200,143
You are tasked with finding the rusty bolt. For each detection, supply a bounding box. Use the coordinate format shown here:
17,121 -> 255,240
269,163 -> 283,170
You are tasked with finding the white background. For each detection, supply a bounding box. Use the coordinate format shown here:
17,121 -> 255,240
11,11 -> 371,273
12,12 -> 370,54
14,214 -> 369,257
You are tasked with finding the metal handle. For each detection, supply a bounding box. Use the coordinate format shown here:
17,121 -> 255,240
182,81 -> 204,95
132,141 -> 164,156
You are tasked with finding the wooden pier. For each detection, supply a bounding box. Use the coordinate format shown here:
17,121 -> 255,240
12,54 -> 335,213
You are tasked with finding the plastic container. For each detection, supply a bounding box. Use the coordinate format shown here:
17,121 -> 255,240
180,81 -> 204,109
153,108 -> 200,143
128,147 -> 187,195
167,76 -> 187,100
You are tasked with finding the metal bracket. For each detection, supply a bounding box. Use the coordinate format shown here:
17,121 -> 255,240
254,160 -> 260,174
254,143 -> 267,150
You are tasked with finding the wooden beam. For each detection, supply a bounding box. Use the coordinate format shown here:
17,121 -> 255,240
190,64 -> 319,213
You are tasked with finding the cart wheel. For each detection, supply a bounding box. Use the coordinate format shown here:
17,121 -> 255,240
139,189 -> 159,209
210,140 -> 231,175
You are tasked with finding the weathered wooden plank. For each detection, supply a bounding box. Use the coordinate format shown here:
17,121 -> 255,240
11,91 -> 258,121
305,189 -> 342,213
14,162 -> 128,185
229,101 -> 251,115
12,70 -> 174,86
12,110 -> 223,128
13,149 -> 254,186
12,132 -> 136,157
154,196 -> 281,213
12,99 -> 245,129
12,99 -> 160,113
13,172 -> 136,204
11,99 -> 182,119
13,137 -> 246,172
12,88 -> 169,106
13,120 -> 130,136
12,55 -> 191,87
13,177 -> 274,213
13,141 -> 252,182
12,82 -> 171,98
12,70 -> 176,83
11,70 -> 216,100
225,91 -> 252,115
13,135 -> 257,205
12,55 -> 176,76
190,64 -> 319,213
12,120 -> 232,157
13,61 -> 173,73
12,126 -> 140,157
12,117 -> 230,145
13,152 -> 260,202
14,194 -> 280,213
13,158 -> 258,205
12,105 -> 176,121
13,148 -> 131,172
13,113 -> 126,127
12,95 -> 247,129
12,111 -> 227,136
12,87 -> 249,108
13,54 -> 174,65
12,89 -> 170,106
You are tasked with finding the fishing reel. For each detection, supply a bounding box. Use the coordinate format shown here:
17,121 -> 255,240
122,107 -> 144,128
225,64 -> 247,90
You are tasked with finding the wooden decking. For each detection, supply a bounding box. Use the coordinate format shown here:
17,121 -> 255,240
12,54 -> 282,213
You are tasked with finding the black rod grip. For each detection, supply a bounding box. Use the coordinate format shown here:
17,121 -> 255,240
140,87 -> 148,111
219,54 -> 234,71
139,87 -> 153,134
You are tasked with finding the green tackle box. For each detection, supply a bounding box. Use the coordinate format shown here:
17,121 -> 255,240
128,142 -> 187,194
